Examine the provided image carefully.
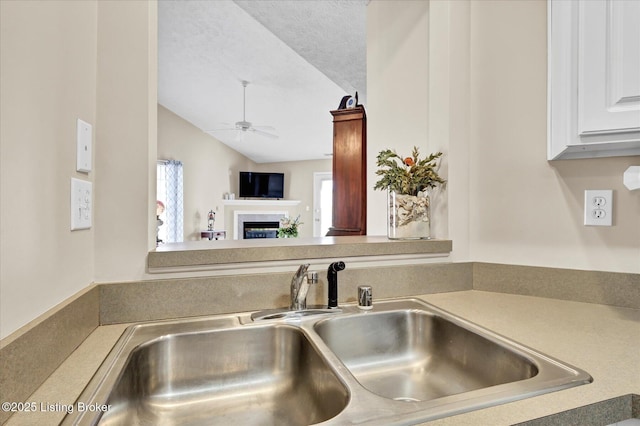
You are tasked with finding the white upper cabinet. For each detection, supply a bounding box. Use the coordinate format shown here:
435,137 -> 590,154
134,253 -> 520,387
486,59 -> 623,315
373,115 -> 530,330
548,0 -> 640,160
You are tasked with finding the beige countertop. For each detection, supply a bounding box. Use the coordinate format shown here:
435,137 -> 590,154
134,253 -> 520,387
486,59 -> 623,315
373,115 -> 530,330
148,236 -> 453,270
419,291 -> 639,425
6,290 -> 639,425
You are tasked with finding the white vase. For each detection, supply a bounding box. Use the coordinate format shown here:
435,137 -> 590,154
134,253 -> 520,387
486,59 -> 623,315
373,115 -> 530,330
387,190 -> 431,239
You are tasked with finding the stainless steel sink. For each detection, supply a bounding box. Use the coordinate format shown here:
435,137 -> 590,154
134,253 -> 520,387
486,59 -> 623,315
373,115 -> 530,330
250,307 -> 342,321
314,309 -> 538,402
64,299 -> 592,425
64,317 -> 348,425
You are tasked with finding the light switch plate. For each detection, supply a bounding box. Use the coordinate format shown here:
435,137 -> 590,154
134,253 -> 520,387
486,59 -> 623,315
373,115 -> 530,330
71,178 -> 92,230
584,190 -> 612,226
76,118 -> 92,173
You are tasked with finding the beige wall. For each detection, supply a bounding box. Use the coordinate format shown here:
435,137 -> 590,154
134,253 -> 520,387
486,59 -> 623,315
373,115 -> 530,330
2,0 -> 638,339
158,105 -> 253,240
366,0 -> 431,237
428,0 -> 472,262
0,0 -> 156,339
94,0 -> 157,283
466,1 -> 639,273
0,1 -> 98,339
367,0 -> 640,273
158,105 -> 331,239
254,159 -> 332,238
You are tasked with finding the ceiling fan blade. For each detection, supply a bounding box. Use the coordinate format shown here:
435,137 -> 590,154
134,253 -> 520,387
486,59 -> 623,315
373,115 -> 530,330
249,128 -> 279,139
252,125 -> 276,131
205,82 -> 277,141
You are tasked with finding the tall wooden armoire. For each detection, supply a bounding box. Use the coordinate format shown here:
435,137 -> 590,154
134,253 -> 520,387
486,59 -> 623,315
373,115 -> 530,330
326,106 -> 367,236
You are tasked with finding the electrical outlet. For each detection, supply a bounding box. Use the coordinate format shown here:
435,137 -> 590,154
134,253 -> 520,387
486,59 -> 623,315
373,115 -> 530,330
584,190 -> 612,226
71,178 -> 92,230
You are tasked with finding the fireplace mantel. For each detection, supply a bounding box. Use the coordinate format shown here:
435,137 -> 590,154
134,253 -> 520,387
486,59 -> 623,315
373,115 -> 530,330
222,199 -> 301,207
223,200 -> 301,240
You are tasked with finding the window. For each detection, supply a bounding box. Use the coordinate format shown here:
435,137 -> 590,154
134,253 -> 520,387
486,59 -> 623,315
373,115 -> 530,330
157,160 -> 183,243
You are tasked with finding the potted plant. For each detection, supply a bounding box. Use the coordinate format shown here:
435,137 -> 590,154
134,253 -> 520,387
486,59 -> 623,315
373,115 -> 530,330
278,215 -> 302,238
374,146 -> 445,239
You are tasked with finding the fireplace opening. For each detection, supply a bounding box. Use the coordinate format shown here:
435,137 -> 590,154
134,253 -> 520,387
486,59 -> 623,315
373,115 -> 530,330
243,221 -> 280,239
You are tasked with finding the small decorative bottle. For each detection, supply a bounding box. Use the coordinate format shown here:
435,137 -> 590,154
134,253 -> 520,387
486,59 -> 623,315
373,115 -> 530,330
207,210 -> 215,231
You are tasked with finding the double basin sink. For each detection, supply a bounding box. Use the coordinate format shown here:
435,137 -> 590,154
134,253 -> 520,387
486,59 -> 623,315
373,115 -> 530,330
63,299 -> 592,425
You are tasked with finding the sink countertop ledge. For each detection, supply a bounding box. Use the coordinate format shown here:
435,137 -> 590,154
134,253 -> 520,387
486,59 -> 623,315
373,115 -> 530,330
5,290 -> 639,425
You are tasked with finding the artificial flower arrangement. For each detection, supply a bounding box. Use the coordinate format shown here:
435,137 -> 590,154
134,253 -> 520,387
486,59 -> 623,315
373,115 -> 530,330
373,146 -> 445,195
278,215 -> 302,238
373,146 -> 445,239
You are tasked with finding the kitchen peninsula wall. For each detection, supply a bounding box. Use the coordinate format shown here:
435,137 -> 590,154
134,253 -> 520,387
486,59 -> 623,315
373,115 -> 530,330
3,0 -> 639,357
367,1 -> 640,273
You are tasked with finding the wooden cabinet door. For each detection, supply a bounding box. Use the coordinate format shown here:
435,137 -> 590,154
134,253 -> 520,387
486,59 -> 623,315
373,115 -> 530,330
327,107 -> 367,236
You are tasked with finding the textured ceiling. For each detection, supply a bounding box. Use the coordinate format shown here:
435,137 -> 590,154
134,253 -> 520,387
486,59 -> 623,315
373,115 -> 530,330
158,0 -> 367,163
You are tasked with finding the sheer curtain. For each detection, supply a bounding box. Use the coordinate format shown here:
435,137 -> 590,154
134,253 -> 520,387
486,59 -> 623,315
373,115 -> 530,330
157,160 -> 183,243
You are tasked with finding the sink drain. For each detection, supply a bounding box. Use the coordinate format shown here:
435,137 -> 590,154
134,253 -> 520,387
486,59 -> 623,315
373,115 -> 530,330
393,396 -> 421,403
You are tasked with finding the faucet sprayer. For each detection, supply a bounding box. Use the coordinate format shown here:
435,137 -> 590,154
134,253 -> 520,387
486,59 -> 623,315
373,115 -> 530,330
327,261 -> 345,309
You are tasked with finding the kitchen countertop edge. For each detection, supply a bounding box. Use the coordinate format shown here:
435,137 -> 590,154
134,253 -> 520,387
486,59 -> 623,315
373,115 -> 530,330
5,290 -> 639,425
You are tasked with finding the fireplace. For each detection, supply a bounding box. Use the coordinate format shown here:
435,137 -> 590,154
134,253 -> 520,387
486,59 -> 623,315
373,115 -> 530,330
243,221 -> 280,239
233,210 -> 287,240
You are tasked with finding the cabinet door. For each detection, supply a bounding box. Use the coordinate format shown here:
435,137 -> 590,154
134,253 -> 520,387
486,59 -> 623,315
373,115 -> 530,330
327,107 -> 367,236
579,0 -> 640,135
548,0 -> 640,160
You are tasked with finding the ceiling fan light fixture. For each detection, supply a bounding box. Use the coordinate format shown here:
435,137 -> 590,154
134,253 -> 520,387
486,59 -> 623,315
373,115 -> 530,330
205,81 -> 278,139
235,120 -> 252,131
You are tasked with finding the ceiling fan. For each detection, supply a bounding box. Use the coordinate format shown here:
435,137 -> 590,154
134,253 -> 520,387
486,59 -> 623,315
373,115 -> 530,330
206,81 -> 278,140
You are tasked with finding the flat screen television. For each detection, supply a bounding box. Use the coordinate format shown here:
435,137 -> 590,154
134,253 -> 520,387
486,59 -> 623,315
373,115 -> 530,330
239,172 -> 285,199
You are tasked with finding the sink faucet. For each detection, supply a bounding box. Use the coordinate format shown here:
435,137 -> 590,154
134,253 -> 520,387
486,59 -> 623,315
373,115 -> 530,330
327,261 -> 345,309
290,264 -> 315,310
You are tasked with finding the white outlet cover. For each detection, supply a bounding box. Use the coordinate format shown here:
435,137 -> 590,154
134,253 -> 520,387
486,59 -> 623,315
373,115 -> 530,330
71,178 -> 92,230
76,118 -> 92,173
584,190 -> 612,226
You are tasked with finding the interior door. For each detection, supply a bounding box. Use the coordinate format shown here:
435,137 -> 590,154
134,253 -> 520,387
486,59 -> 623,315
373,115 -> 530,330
313,172 -> 333,237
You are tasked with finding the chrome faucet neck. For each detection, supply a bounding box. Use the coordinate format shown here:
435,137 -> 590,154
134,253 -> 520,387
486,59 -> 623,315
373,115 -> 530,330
290,263 -> 310,310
